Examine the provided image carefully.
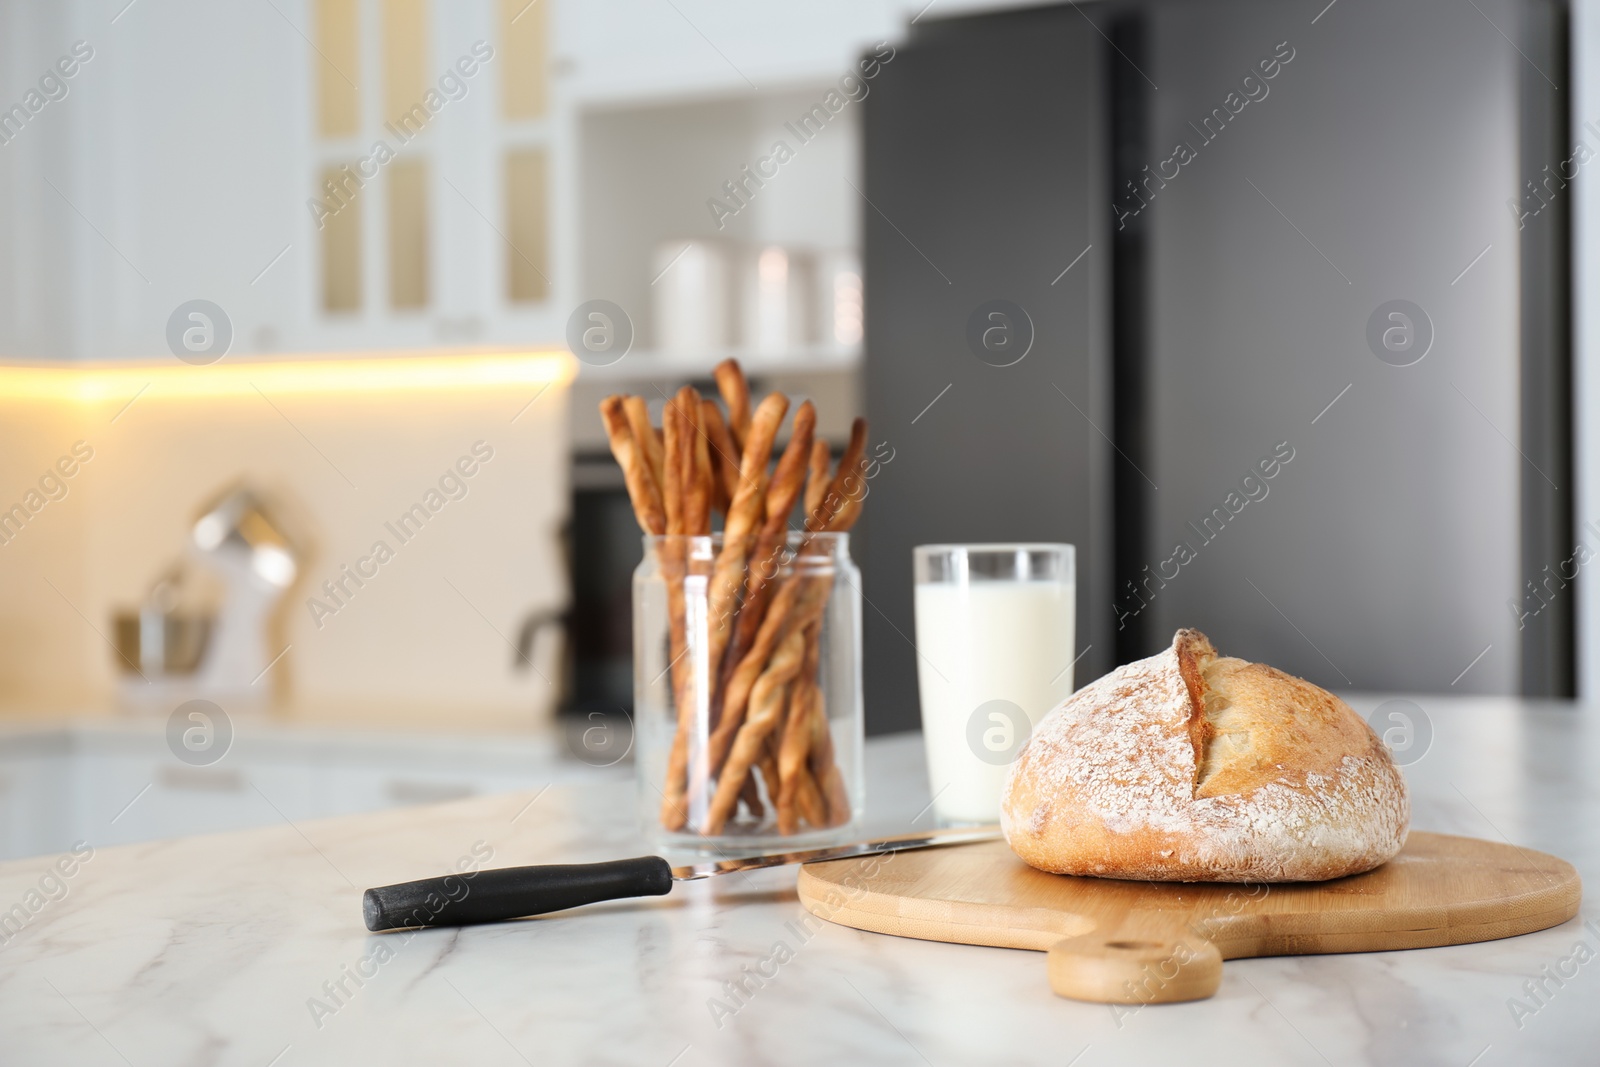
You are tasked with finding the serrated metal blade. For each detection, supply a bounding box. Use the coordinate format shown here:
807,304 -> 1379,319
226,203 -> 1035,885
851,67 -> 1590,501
669,825 -> 1001,881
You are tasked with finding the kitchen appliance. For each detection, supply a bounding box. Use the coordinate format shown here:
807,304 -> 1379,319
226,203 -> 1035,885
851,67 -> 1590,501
188,485 -> 298,698
861,0 -> 1571,729
113,564 -> 215,679
796,831 -> 1581,1003
860,8 -> 1112,734
113,484 -> 300,710
360,825 -> 999,931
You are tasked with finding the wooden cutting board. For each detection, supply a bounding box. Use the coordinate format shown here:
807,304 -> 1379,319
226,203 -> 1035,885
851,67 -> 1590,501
796,831 -> 1581,1003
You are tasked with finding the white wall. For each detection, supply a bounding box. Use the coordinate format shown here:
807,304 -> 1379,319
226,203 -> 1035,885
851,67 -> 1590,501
0,361 -> 573,726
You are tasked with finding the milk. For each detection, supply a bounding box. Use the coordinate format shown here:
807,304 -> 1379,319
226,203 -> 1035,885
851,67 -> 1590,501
913,579 -> 1076,824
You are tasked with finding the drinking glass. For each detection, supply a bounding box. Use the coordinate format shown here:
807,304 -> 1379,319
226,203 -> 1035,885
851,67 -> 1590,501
912,544 -> 1076,825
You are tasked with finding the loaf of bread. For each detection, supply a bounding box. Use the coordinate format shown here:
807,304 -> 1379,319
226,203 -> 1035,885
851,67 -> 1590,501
1002,629 -> 1408,882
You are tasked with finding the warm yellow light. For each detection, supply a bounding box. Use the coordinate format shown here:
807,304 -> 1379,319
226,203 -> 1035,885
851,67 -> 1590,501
0,349 -> 576,404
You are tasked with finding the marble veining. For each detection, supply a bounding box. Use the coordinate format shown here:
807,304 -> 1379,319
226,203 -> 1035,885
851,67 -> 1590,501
0,694 -> 1597,1065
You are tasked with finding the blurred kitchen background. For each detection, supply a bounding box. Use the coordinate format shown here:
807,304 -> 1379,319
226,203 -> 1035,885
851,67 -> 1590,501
1,0 -> 1597,860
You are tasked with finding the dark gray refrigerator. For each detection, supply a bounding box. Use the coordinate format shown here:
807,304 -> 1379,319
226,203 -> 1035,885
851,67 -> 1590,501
860,0 -> 1570,734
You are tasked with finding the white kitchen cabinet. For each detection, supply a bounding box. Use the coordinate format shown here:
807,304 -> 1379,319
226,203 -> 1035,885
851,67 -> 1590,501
82,754 -> 319,850
0,719 -> 618,862
0,740 -> 73,861
309,757 -> 557,819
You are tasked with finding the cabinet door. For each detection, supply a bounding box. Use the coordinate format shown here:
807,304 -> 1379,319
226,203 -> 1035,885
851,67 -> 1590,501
80,751 -> 316,849
315,764 -> 487,818
0,749 -> 72,862
311,745 -> 623,819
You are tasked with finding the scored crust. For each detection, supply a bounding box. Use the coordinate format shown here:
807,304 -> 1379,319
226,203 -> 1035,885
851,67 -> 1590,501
1002,629 -> 1409,882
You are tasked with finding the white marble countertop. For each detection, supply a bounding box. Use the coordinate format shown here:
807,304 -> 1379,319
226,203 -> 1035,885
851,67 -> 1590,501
1,694 -> 1597,1066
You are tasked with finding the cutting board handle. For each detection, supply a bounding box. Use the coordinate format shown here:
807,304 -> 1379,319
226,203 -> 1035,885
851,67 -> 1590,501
1047,913 -> 1223,1003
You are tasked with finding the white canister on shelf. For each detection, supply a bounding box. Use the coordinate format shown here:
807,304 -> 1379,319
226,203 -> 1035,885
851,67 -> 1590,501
651,240 -> 734,355
739,245 -> 816,356
815,249 -> 863,351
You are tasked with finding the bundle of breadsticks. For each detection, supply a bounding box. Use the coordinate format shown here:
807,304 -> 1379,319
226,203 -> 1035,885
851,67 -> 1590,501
599,359 -> 867,836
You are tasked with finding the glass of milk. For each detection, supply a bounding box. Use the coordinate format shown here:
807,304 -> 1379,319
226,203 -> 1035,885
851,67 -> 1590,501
912,544 -> 1076,825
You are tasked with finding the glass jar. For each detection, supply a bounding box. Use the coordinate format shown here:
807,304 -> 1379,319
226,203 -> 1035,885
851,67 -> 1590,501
634,531 -> 863,849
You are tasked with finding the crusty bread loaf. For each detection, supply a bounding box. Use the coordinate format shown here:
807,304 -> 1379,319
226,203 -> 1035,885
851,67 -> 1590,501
1002,629 -> 1408,882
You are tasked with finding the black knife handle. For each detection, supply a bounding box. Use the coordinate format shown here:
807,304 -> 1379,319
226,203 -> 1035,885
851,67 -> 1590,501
363,856 -> 673,932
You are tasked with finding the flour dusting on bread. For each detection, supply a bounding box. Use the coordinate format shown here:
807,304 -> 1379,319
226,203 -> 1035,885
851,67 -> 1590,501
1003,629 -> 1409,882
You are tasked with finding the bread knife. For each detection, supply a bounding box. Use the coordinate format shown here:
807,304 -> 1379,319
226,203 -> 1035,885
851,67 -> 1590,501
362,826 -> 1000,932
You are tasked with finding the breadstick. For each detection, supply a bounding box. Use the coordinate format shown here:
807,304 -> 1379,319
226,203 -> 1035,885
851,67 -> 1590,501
700,432 -> 725,518
753,413 -> 854,828
707,574 -> 828,779
599,395 -> 665,536
807,676 -> 850,826
622,396 -> 664,501
662,386 -> 726,828
713,358 -> 751,451
805,438 -> 831,518
756,724 -> 785,819
693,398 -> 784,812
791,628 -> 829,830
776,623 -> 822,833
738,403 -> 818,598
792,420 -> 867,821
704,577 -> 801,779
733,711 -> 788,834
739,770 -> 765,820
658,578 -> 692,828
661,400 -> 685,536
657,395 -> 695,829
703,629 -> 806,834
765,401 -> 815,536
774,545 -> 851,830
701,398 -> 741,509
795,759 -> 828,828
721,402 -> 816,682
670,386 -> 710,535
687,395 -> 713,535
699,392 -> 787,669
818,763 -> 850,826
821,416 -> 868,532
701,393 -> 788,696
694,400 -> 785,799
731,393 -> 787,525
760,661 -> 798,808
